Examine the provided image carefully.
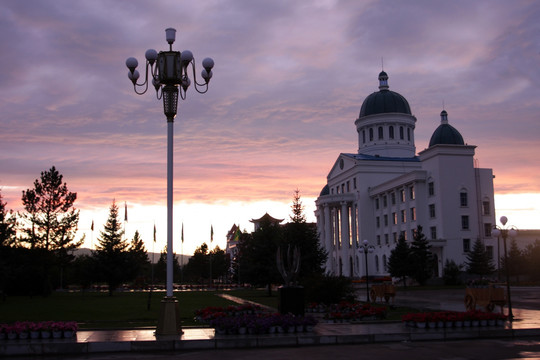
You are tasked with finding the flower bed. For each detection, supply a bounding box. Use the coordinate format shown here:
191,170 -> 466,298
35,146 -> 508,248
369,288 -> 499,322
195,305 -> 317,335
402,310 -> 506,328
0,321 -> 78,340
322,302 -> 387,322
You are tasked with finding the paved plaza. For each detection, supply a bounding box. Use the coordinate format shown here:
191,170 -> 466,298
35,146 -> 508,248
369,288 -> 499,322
2,287 -> 540,358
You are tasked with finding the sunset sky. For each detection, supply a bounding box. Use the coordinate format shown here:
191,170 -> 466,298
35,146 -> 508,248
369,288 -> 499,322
1,0 -> 539,256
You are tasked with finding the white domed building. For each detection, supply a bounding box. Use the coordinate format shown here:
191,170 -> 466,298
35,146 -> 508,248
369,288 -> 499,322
315,71 -> 496,279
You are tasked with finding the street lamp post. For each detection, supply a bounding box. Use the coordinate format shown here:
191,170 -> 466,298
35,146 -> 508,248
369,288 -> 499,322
491,216 -> 517,322
359,239 -> 375,303
126,28 -> 214,336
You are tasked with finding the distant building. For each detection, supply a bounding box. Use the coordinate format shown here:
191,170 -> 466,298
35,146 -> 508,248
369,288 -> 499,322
249,213 -> 284,231
315,71 -> 497,278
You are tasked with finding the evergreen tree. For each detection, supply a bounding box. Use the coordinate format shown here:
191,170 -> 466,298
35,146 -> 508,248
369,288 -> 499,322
237,217 -> 283,296
409,226 -> 434,285
500,238 -> 524,283
289,189 -> 306,223
128,230 -> 150,287
466,238 -> 495,276
183,243 -> 209,282
387,233 -> 411,287
282,189 -> 327,282
524,240 -> 540,282
20,166 -> 82,251
0,190 -> 17,248
442,259 -> 463,285
94,200 -> 129,295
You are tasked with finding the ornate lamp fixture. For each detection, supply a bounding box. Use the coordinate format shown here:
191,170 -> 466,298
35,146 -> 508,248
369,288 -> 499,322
125,28 -> 214,336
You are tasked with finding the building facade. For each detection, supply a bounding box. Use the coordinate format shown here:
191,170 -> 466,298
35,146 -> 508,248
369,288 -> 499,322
315,71 -> 496,279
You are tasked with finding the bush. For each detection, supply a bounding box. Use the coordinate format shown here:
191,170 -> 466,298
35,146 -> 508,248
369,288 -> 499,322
443,259 -> 463,285
302,275 -> 355,304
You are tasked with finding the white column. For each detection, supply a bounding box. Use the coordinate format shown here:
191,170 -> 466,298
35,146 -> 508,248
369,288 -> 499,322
323,204 -> 332,273
340,202 -> 350,277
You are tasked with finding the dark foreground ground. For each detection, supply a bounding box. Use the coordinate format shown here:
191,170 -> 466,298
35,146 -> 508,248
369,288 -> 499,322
35,339 -> 540,360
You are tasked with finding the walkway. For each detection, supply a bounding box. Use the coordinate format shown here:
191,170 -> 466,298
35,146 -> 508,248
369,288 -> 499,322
2,288 -> 540,357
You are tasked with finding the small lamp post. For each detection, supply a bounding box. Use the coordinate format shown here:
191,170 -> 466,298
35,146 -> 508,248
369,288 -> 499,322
125,28 -> 214,336
359,239 -> 375,303
491,216 -> 517,321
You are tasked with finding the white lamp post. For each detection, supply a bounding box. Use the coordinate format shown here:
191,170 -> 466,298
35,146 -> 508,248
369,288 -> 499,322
126,28 -> 214,336
359,239 -> 375,303
491,216 -> 517,321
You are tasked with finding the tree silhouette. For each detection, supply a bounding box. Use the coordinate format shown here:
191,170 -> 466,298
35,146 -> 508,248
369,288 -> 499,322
387,233 -> 411,287
409,226 -> 434,285
466,238 -> 495,276
94,200 -> 129,296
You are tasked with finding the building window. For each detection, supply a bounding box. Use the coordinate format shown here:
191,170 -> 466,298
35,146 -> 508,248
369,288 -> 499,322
407,128 -> 411,141
460,191 -> 468,207
346,181 -> 350,192
362,130 -> 366,144
399,126 -> 404,139
393,232 -> 397,244
486,246 -> 493,260
482,200 -> 490,215
409,186 -> 415,200
392,212 -> 397,225
341,184 -> 345,193
384,234 -> 389,245
461,215 -> 470,230
463,238 -> 470,253
377,235 -> 381,245
353,177 -> 357,189
430,226 -> 437,240
391,192 -> 396,205
484,223 -> 492,237
375,255 -> 380,272
378,126 -> 384,140
429,204 -> 436,218
401,210 -> 406,223
383,255 -> 387,272
383,195 -> 388,207
375,198 -> 380,210
428,182 -> 434,196
401,230 -> 407,241
384,214 -> 388,226
376,216 -> 380,228
410,207 -> 416,221
389,126 -> 394,139
400,189 -> 406,203
369,128 -> 374,141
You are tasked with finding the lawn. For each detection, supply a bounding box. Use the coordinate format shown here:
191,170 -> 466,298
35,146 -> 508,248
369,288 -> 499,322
0,289 -> 417,328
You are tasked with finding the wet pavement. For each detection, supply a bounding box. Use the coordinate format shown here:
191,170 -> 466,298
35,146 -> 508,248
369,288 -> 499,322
2,287 -> 540,358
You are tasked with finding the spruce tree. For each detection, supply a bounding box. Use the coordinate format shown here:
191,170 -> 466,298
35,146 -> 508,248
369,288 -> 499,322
387,233 -> 411,287
466,238 -> 495,276
94,200 -> 129,295
409,226 -> 434,285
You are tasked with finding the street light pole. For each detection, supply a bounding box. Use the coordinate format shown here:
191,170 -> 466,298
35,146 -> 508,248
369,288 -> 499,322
359,239 -> 374,303
126,28 -> 214,336
492,216 -> 517,322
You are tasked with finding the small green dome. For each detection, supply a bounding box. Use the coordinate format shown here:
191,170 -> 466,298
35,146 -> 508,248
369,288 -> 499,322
359,71 -> 412,117
428,110 -> 465,147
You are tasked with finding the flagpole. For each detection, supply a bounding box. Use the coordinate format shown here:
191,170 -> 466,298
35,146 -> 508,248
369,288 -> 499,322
209,225 -> 213,288
148,223 -> 156,311
181,223 -> 184,284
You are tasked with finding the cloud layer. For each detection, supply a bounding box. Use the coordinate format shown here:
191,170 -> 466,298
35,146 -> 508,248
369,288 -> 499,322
1,0 -> 539,251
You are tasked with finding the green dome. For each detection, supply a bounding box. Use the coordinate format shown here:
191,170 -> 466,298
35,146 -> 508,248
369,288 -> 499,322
359,71 -> 412,117
428,110 -> 465,147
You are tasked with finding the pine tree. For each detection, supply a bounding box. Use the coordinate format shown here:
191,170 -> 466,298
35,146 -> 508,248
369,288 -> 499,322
94,200 -> 129,295
387,233 -> 411,287
0,190 -> 17,248
409,226 -> 434,285
20,166 -> 81,251
128,230 -> 150,286
290,189 -> 306,223
500,238 -> 523,283
466,238 -> 495,276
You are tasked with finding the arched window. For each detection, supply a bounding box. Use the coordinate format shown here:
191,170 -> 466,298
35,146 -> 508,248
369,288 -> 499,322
362,130 -> 366,143
399,126 -> 404,139
389,126 -> 394,139
407,128 -> 411,141
378,126 -> 384,140
369,128 -> 374,141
